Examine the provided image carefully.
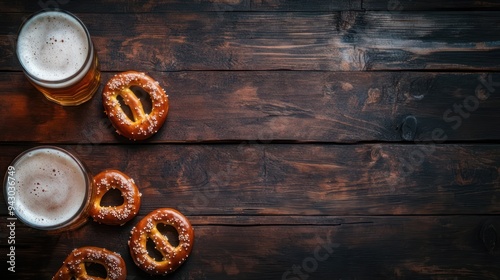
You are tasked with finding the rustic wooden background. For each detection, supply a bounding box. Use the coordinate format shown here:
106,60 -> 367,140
1,0 -> 499,279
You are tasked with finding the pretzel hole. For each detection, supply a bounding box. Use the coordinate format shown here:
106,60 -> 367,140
158,223 -> 180,247
116,95 -> 134,121
146,238 -> 165,262
100,188 -> 124,207
84,262 -> 107,278
130,86 -> 153,115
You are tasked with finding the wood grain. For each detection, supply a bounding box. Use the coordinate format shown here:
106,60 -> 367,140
1,11 -> 500,71
1,72 -> 499,143
364,0 -> 500,11
3,0 -> 499,15
0,0 -> 362,13
1,216 -> 498,279
0,144 -> 499,216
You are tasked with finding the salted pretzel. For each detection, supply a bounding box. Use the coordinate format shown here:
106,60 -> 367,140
89,170 -> 142,226
52,246 -> 127,280
102,71 -> 169,140
128,208 -> 194,275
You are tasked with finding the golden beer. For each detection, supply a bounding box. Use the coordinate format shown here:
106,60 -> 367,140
4,146 -> 95,232
16,10 -> 100,106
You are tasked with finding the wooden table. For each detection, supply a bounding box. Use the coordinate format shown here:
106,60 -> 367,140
1,1 -> 500,279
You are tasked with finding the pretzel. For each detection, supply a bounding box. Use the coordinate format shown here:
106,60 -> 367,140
128,208 -> 194,275
53,246 -> 127,280
89,170 -> 142,226
102,71 -> 169,140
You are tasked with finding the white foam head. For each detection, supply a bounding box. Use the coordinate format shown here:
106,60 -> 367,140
7,147 -> 89,229
17,10 -> 92,88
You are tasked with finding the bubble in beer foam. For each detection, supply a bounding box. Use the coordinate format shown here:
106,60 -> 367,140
17,11 -> 89,81
12,148 -> 87,228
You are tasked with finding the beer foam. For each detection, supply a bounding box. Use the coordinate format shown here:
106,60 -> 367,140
11,147 -> 88,228
17,11 -> 90,83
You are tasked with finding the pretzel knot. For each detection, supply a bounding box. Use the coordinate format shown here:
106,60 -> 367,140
52,246 -> 127,280
128,208 -> 194,275
89,170 -> 142,226
102,71 -> 169,140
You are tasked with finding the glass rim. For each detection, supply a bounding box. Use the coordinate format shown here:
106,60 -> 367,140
3,145 -> 92,230
15,9 -> 93,85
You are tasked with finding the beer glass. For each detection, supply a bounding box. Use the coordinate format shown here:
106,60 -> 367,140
3,146 -> 95,232
16,9 -> 101,106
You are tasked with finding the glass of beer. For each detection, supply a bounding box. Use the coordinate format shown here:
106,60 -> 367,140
3,146 -> 95,232
16,9 -> 100,106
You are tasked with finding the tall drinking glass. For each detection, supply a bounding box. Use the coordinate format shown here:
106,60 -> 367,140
4,146 -> 95,232
16,9 -> 100,106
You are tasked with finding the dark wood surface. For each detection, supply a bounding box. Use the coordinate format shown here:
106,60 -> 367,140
1,1 -> 499,279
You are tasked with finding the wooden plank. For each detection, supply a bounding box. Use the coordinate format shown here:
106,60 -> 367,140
1,11 -> 500,71
364,0 -> 500,11
5,0 -> 500,14
0,0 -> 362,13
1,72 -> 499,143
1,216 -> 498,279
1,144 -> 499,216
